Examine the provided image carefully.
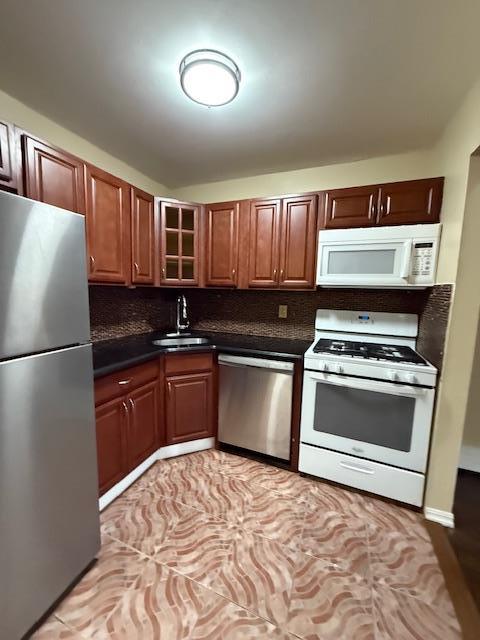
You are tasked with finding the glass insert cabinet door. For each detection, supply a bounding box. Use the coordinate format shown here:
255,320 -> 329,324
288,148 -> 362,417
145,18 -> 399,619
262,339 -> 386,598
159,201 -> 200,285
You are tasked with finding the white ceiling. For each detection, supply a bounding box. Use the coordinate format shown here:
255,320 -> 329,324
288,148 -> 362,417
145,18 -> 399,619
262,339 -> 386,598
1,0 -> 480,188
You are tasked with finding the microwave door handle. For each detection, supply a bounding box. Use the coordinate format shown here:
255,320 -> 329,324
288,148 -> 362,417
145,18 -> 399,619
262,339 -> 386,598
308,372 -> 426,398
400,240 -> 413,279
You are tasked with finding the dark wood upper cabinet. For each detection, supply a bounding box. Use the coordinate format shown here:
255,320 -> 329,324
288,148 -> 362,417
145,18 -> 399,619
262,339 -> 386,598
159,199 -> 200,286
378,177 -> 443,225
248,199 -> 281,287
95,396 -> 128,496
322,186 -> 378,229
279,195 -> 317,289
85,164 -> 131,284
165,371 -> 214,445
205,201 -> 239,287
131,187 -> 155,285
22,134 -> 86,214
127,379 -> 160,470
0,121 -> 18,192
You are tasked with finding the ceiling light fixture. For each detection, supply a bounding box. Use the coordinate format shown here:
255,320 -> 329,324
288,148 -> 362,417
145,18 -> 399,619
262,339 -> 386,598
179,49 -> 241,107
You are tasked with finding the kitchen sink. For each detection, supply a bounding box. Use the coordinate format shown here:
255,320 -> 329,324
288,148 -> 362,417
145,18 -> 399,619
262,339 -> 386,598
152,337 -> 210,347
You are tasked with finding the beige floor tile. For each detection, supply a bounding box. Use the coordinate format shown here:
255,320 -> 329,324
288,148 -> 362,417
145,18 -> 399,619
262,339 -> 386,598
190,595 -> 295,639
368,525 -> 455,613
41,451 -> 461,639
95,562 -> 217,639
287,555 -> 374,640
241,487 -> 306,550
210,530 -> 299,627
31,615 -> 84,639
103,491 -> 187,556
360,496 -> 429,540
307,477 -> 366,516
247,464 -> 314,499
53,535 -> 148,638
373,584 -> 462,640
301,509 -> 370,578
155,508 -> 236,585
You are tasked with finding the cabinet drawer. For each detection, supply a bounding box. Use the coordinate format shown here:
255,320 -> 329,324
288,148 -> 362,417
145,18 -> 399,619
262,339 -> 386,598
95,359 -> 159,405
164,352 -> 214,375
298,444 -> 424,506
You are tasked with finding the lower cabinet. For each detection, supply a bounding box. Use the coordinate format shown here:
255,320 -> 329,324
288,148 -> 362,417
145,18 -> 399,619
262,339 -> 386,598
164,352 -> 216,445
94,353 -> 217,496
166,370 -> 215,444
95,397 -> 129,495
94,360 -> 161,496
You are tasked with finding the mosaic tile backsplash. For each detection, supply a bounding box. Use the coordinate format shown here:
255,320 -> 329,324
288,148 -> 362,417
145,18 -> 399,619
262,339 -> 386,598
89,284 -> 452,370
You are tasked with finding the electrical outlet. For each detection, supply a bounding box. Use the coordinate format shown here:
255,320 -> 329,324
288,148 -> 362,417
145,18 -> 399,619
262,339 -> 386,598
278,304 -> 288,319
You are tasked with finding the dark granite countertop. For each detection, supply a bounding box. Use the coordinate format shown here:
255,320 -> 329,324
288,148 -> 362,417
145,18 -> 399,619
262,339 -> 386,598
92,330 -> 311,378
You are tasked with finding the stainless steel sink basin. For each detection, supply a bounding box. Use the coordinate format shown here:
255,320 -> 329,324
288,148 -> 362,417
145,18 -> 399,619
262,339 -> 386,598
152,337 -> 210,347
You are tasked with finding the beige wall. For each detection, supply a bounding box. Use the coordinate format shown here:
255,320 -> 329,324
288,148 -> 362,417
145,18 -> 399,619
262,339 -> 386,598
462,318 -> 480,454
425,73 -> 480,513
0,89 -> 169,195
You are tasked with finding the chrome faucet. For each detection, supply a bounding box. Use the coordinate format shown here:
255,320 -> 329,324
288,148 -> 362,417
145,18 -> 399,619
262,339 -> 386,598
175,294 -> 190,333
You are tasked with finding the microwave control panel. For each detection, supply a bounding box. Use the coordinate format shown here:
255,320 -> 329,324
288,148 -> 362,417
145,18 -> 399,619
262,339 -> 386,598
412,242 -> 434,277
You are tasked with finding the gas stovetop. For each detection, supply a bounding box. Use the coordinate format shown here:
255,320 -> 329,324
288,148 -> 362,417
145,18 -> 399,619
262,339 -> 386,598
312,338 -> 427,365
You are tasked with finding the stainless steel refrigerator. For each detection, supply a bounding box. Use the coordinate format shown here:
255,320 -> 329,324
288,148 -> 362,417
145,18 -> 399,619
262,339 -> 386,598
0,191 -> 100,640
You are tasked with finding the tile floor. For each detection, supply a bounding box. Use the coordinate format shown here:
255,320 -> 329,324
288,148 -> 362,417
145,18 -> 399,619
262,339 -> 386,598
32,449 -> 461,639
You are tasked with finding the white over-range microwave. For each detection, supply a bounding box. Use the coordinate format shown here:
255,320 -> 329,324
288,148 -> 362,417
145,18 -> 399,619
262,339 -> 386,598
316,223 -> 441,288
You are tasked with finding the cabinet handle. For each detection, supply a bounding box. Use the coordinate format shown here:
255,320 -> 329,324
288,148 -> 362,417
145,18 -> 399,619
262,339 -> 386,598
280,269 -> 284,281
370,203 -> 376,218
162,267 -> 166,278
167,381 -> 172,395
379,203 -> 385,216
89,255 -> 95,271
118,378 -> 132,386
134,261 -> 139,275
232,268 -> 236,279
129,398 -> 135,412
273,269 -> 277,278
122,400 -> 128,417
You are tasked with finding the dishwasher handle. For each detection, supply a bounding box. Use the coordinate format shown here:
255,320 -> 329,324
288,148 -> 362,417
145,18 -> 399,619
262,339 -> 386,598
218,354 -> 294,373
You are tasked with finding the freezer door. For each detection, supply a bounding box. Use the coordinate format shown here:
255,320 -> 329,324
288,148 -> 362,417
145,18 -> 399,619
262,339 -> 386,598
0,191 -> 90,359
0,344 -> 100,640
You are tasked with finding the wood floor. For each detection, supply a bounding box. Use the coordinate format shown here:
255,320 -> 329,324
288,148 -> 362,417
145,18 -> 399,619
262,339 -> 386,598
449,469 -> 480,609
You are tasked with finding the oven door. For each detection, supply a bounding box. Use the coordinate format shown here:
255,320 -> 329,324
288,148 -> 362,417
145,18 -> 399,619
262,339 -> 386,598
300,371 -> 435,472
316,239 -> 413,287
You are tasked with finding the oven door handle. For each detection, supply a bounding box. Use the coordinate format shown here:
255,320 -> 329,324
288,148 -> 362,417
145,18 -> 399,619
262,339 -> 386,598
307,372 -> 426,398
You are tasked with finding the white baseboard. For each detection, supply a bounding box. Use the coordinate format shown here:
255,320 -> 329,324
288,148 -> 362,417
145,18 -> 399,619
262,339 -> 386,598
459,444 -> 480,473
159,437 -> 215,460
424,507 -> 455,528
98,438 -> 215,511
99,449 -> 159,511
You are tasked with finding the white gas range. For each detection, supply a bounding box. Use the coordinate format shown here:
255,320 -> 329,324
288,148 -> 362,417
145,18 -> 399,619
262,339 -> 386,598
299,309 -> 437,506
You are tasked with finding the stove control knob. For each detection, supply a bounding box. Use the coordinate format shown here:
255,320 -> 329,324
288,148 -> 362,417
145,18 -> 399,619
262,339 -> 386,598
334,364 -> 344,374
387,370 -> 398,382
404,373 -> 417,384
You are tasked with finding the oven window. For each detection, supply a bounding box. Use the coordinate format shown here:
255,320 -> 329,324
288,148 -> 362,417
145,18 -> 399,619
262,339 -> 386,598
313,383 -> 415,451
328,249 -> 395,275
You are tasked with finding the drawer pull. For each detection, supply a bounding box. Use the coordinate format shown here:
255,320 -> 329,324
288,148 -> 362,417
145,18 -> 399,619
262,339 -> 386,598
340,462 -> 374,475
118,379 -> 132,386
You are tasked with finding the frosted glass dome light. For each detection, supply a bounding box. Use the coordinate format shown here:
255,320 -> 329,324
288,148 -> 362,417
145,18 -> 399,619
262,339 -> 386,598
179,49 -> 241,107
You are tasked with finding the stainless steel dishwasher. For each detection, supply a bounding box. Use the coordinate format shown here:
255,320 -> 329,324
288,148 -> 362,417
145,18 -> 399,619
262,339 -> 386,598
218,354 -> 294,461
